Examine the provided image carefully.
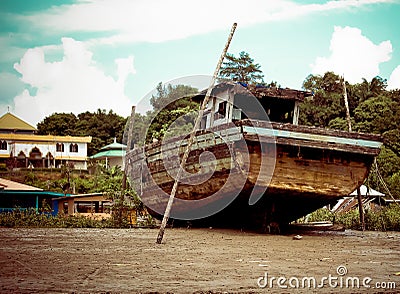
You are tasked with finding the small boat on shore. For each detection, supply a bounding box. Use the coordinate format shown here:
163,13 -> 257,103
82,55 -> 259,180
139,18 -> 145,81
289,221 -> 345,232
125,82 -> 382,229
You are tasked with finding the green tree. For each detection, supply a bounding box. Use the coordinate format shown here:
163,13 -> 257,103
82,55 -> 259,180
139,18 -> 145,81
376,147 -> 400,179
353,95 -> 399,134
37,113 -> 78,135
123,112 -> 149,148
383,129 -> 400,156
145,83 -> 199,143
368,147 -> 400,199
299,72 -> 345,127
218,51 -> 264,85
76,109 -> 127,155
353,76 -> 387,103
388,172 -> 400,199
37,110 -> 127,156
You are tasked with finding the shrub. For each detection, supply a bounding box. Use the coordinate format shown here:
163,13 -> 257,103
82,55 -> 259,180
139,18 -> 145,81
306,208 -> 334,223
306,204 -> 400,231
0,209 -> 112,228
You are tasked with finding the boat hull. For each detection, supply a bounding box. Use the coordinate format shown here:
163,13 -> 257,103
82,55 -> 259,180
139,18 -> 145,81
125,119 -> 381,227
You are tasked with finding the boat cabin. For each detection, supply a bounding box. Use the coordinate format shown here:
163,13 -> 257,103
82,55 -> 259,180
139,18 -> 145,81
194,82 -> 312,130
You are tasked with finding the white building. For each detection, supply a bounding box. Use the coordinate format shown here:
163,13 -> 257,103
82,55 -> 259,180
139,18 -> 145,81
0,112 -> 92,170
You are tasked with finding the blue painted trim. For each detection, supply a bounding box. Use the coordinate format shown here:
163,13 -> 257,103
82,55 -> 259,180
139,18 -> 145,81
0,191 -> 68,197
0,208 -> 28,212
242,126 -> 382,149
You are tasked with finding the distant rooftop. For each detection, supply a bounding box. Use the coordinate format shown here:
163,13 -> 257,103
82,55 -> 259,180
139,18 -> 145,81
100,137 -> 127,151
349,184 -> 385,197
0,178 -> 42,191
90,138 -> 126,159
0,112 -> 37,132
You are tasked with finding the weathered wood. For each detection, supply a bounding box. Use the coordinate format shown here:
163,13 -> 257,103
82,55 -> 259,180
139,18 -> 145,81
122,106 -> 136,190
127,132 -> 375,224
126,114 -> 381,226
237,120 -> 382,142
357,186 -> 365,231
244,134 -> 380,155
193,83 -> 312,102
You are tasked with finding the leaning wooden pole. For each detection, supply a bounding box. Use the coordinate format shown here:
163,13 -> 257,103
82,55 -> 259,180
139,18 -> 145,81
342,77 -> 364,231
122,106 -> 136,191
156,23 -> 237,244
342,77 -> 352,132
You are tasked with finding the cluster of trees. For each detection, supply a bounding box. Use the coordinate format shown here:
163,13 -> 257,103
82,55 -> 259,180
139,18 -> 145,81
37,109 -> 127,156
127,82 -> 199,146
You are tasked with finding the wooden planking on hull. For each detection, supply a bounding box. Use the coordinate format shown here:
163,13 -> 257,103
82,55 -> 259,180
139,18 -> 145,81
126,118 -> 382,225
241,141 -> 373,197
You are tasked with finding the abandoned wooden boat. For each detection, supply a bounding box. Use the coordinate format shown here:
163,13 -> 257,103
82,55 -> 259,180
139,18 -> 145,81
125,82 -> 382,229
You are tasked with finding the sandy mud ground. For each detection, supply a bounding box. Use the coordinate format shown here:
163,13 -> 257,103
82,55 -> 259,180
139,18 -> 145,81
0,227 -> 399,293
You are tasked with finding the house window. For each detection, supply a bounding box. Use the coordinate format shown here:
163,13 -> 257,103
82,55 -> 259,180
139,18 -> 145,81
56,143 -> 64,152
218,101 -> 227,117
0,140 -> 7,150
69,143 -> 78,153
214,101 -> 227,120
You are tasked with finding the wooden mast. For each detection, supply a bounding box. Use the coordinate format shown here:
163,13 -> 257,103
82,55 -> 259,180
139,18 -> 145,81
342,77 -> 352,132
156,23 -> 237,244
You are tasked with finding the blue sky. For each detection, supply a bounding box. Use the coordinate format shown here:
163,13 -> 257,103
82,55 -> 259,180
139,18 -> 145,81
0,0 -> 399,125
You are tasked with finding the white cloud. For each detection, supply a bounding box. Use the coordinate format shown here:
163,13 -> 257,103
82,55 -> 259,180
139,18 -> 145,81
16,0 -> 392,44
12,37 -> 135,125
311,26 -> 392,83
388,65 -> 400,90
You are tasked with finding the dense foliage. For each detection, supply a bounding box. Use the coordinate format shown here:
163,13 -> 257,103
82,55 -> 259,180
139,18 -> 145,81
21,164 -> 129,195
37,109 -> 127,156
124,82 -> 200,146
147,83 -> 199,142
0,207 -> 155,228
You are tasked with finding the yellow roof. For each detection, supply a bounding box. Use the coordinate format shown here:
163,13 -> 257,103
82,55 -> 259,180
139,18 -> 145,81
0,112 -> 36,131
0,133 -> 92,143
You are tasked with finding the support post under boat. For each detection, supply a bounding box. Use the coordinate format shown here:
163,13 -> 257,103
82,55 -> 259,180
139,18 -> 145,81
356,186 -> 365,231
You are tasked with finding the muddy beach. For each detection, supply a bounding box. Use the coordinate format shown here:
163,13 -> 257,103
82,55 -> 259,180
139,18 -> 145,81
0,227 -> 399,293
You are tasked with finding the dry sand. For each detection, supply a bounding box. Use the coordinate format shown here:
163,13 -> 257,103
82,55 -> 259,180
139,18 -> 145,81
0,227 -> 399,293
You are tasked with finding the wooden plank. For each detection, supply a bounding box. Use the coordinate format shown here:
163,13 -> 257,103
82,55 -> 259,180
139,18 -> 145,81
242,125 -> 382,149
237,119 -> 382,141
